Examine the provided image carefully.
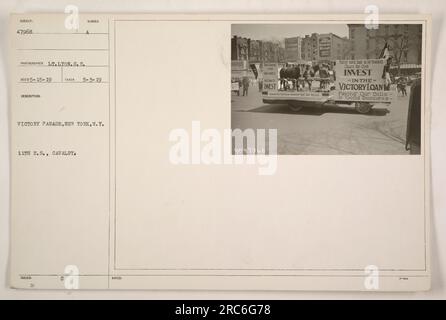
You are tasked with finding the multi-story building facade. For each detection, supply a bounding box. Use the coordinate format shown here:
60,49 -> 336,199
231,36 -> 250,61
301,33 -> 319,61
347,24 -> 422,65
317,33 -> 332,60
331,34 -> 351,61
231,36 -> 284,64
249,39 -> 262,63
284,37 -> 302,63
301,33 -> 350,62
232,31 -> 354,65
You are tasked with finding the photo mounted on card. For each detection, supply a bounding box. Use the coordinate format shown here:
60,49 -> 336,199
9,13 -> 430,291
231,23 -> 423,155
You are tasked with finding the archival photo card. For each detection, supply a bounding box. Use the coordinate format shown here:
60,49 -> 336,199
9,14 -> 430,291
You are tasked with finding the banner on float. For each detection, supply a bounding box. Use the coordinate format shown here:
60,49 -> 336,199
334,59 -> 395,102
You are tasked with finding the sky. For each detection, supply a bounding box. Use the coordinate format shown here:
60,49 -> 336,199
231,24 -> 349,42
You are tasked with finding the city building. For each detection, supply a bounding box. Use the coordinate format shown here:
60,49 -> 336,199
347,24 -> 422,65
231,36 -> 284,64
261,41 -> 278,63
231,36 -> 250,61
301,33 -> 319,61
331,34 -> 351,61
249,39 -> 262,63
232,29 -> 366,66
284,37 -> 302,63
301,33 -> 350,62
317,34 -> 332,60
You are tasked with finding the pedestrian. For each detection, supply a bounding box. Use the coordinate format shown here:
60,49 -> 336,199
382,57 -> 393,91
303,64 -> 314,91
328,64 -> 335,90
398,76 -> 407,96
258,78 -> 263,92
242,76 -> 250,96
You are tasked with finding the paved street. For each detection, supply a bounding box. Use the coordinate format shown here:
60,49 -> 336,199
231,86 -> 411,155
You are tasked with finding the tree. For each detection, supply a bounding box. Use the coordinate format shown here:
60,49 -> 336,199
389,34 -> 411,75
371,25 -> 422,75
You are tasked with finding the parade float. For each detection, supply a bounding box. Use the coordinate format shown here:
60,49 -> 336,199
261,59 -> 395,114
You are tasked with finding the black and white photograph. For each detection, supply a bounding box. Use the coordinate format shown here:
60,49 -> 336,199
231,23 -> 423,155
2,0 -> 444,301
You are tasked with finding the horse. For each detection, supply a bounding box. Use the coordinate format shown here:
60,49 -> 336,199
279,66 -> 301,90
302,64 -> 320,91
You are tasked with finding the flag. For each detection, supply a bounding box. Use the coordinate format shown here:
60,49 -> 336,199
378,42 -> 390,60
250,64 -> 258,79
